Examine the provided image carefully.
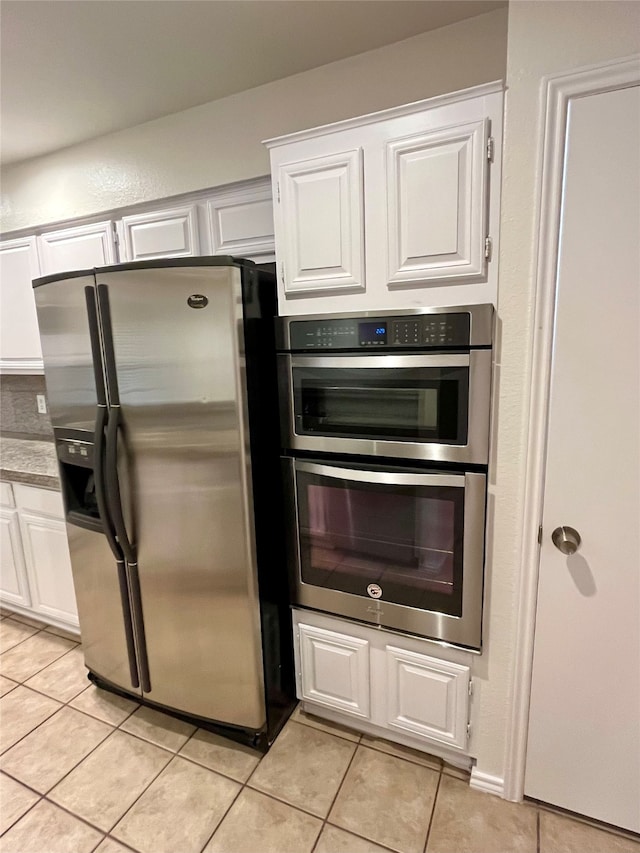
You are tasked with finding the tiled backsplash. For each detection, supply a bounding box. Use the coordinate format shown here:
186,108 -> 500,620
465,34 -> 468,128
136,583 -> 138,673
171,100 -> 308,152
0,374 -> 53,438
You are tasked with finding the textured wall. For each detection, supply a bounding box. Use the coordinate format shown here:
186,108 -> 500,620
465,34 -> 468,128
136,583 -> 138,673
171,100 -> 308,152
0,9 -> 507,233
0,374 -> 52,437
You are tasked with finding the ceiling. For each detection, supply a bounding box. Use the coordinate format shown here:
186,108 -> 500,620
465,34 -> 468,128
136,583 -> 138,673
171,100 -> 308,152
0,0 -> 506,168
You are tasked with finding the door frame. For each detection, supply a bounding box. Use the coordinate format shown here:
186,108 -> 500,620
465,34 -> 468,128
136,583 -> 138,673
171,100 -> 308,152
502,53 -> 640,802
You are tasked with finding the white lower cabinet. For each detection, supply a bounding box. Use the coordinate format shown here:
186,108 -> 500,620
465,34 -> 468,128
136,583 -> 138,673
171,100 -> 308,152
293,609 -> 472,758
1,482 -> 78,630
0,506 -> 31,608
298,623 -> 370,718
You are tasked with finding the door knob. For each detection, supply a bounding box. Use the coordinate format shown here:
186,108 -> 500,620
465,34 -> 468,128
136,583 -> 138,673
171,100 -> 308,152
551,526 -> 582,555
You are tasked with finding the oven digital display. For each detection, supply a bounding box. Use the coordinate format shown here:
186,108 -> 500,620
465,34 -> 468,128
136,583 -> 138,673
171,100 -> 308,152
359,322 -> 387,345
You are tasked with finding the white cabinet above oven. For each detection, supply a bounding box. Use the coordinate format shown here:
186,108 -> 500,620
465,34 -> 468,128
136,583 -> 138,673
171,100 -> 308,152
264,81 -> 503,316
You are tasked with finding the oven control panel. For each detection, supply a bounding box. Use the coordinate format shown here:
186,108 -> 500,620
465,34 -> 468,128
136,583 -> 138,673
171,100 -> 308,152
287,312 -> 471,350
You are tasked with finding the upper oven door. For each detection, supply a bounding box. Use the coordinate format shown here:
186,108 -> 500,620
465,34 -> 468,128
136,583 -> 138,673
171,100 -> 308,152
278,351 -> 492,464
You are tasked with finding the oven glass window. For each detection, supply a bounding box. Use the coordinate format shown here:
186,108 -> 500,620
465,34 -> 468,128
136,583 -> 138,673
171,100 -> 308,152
293,366 -> 468,444
296,467 -> 464,616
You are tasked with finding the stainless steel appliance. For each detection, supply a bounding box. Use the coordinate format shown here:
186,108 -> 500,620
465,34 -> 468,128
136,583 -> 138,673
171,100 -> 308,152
277,304 -> 493,465
33,257 -> 295,750
277,305 -> 493,650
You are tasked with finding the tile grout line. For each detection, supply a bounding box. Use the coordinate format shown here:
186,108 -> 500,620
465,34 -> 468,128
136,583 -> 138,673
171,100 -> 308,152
3,640 -> 464,853
309,735 -> 361,853
422,767 -> 443,853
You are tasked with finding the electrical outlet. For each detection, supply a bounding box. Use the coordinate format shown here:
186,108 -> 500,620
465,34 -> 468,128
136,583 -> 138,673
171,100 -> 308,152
36,394 -> 47,414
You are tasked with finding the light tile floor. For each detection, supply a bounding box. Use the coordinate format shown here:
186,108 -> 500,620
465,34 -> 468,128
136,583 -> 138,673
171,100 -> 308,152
1,611 -> 639,853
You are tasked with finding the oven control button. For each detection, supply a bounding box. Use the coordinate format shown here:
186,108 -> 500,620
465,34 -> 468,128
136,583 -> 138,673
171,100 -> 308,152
367,583 -> 383,599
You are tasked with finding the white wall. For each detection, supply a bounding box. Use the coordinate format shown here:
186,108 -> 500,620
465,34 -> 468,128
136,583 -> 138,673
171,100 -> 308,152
0,9 -> 507,233
473,0 -> 640,784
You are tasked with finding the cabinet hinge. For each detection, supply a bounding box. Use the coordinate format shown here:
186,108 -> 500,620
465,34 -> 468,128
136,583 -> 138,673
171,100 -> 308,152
538,525 -> 543,546
467,722 -> 472,741
280,262 -> 285,284
468,678 -> 474,698
111,223 -> 119,245
484,237 -> 492,261
276,182 -> 281,203
487,136 -> 494,162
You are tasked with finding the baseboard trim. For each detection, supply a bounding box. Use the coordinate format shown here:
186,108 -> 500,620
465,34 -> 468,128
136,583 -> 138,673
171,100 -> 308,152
470,768 -> 505,797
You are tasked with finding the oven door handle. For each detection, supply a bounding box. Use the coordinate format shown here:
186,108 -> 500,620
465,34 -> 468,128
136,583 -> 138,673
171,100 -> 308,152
294,460 -> 465,488
288,354 -> 470,369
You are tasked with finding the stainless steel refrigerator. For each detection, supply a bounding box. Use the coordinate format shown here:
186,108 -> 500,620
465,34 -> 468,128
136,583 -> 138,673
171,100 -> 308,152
33,257 -> 295,750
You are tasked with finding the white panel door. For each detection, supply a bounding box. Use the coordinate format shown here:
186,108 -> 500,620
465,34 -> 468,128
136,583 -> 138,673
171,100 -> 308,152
525,84 -> 640,832
20,512 -> 78,626
385,645 -> 470,750
276,149 -> 365,295
38,221 -> 117,275
0,508 -> 31,608
385,120 -> 488,286
0,237 -> 42,363
298,622 -> 370,717
120,205 -> 199,261
207,183 -> 275,262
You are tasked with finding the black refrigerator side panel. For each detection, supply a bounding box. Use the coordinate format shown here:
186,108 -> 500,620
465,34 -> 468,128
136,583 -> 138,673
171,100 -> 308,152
241,266 -> 296,745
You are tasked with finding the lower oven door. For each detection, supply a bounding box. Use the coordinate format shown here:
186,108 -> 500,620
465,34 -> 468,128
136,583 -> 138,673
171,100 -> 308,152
283,458 -> 486,650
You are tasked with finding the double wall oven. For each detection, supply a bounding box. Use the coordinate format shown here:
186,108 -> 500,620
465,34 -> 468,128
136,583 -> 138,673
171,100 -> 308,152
277,305 -> 493,650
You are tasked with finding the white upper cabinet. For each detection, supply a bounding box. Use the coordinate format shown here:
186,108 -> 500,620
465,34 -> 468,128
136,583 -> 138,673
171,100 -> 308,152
265,82 -> 503,315
38,220 -> 117,276
275,149 -> 364,294
119,205 -> 199,261
206,179 -> 275,263
0,236 -> 43,370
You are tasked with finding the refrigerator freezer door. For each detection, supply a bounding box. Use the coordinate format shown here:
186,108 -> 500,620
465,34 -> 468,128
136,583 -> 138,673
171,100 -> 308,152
99,265 -> 266,729
33,275 -> 99,433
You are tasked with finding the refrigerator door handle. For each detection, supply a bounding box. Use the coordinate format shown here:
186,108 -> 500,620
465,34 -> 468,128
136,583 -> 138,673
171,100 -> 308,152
85,286 -> 140,690
99,282 -> 152,694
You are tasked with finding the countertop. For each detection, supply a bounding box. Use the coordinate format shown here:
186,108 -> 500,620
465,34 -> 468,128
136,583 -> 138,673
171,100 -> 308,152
0,436 -> 60,490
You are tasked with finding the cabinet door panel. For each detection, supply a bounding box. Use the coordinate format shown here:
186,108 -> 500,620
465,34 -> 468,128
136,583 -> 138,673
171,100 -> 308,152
0,237 -> 42,362
0,508 -> 31,607
38,221 -> 117,276
277,150 -> 364,294
121,206 -> 199,261
298,622 -> 370,717
20,513 -> 78,626
386,119 -> 488,285
385,645 -> 469,750
207,186 -> 275,261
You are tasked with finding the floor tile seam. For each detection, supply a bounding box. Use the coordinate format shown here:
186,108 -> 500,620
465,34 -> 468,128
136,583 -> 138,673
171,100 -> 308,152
0,786 -> 44,838
101,833 -> 140,853
173,744 -> 259,785
531,798 -> 640,843
194,777 -> 247,853
0,679 -> 116,757
243,780 -> 334,823
319,732 -> 361,827
0,638 -> 81,685
322,819 -> 404,853
422,768 -> 443,853
0,710 -> 116,796
10,670 -> 93,707
41,792 -> 119,840
0,697 -> 63,758
0,623 -> 45,654
105,751 -> 191,842
295,715 -> 364,745
355,741 -> 443,778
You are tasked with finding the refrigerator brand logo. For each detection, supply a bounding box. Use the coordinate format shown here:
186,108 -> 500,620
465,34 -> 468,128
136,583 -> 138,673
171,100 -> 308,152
367,583 -> 383,599
187,294 -> 209,309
